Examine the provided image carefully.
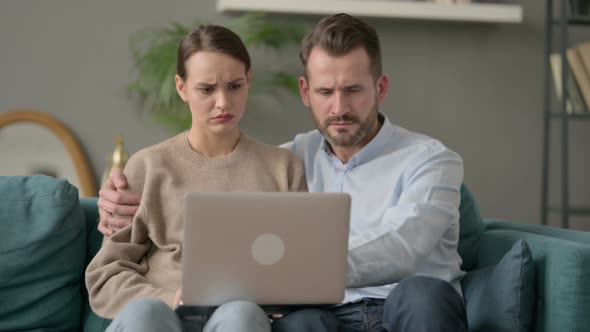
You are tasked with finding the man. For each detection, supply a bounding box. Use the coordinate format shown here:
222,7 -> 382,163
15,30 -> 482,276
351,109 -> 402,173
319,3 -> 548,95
97,14 -> 468,332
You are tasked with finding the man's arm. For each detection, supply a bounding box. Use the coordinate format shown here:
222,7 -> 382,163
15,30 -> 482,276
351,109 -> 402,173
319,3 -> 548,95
346,149 -> 463,288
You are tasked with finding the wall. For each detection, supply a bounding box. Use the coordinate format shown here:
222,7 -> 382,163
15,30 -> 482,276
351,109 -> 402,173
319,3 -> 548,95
1,0 -> 588,230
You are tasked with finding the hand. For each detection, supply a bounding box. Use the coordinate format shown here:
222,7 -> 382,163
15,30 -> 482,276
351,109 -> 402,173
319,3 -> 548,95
97,168 -> 141,236
173,289 -> 183,309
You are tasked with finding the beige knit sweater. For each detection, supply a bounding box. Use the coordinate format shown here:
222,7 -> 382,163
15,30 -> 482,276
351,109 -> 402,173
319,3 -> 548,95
85,132 -> 307,319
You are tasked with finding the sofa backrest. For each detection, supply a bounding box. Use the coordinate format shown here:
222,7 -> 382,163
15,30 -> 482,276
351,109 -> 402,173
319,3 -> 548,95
457,184 -> 486,271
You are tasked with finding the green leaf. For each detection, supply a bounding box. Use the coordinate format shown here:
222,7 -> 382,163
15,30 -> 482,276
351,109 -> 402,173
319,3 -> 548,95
127,13 -> 306,133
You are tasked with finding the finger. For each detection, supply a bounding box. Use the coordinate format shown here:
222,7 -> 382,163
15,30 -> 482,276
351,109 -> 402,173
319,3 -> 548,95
99,209 -> 132,229
98,199 -> 139,217
98,210 -> 115,231
100,176 -> 118,193
110,216 -> 132,229
100,187 -> 141,206
98,189 -> 140,213
98,210 -> 111,229
97,220 -> 114,237
111,168 -> 127,190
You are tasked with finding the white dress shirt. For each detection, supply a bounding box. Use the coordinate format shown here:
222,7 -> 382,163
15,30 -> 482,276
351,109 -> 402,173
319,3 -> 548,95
282,113 -> 465,303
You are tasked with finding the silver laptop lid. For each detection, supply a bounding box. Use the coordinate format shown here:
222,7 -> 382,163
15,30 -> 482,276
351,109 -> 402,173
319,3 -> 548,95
182,192 -> 350,306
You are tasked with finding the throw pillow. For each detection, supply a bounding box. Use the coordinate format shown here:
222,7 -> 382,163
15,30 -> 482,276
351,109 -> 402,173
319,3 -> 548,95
0,175 -> 86,331
461,239 -> 535,332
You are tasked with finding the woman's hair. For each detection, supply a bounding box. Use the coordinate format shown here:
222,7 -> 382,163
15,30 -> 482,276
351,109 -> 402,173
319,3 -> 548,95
300,13 -> 381,80
177,25 -> 251,80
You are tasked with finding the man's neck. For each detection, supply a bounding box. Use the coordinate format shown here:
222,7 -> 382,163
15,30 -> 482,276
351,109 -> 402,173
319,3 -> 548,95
186,128 -> 240,158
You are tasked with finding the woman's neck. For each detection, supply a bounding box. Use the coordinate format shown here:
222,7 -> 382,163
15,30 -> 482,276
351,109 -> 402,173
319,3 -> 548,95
186,128 -> 241,158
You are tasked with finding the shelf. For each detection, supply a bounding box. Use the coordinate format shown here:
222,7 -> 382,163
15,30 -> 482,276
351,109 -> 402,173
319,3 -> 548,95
551,16 -> 590,25
549,206 -> 590,216
568,16 -> 590,25
541,0 -> 589,229
548,112 -> 590,120
217,0 -> 524,24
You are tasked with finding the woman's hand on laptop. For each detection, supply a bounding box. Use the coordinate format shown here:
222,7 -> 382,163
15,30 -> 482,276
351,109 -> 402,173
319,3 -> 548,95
97,168 -> 141,237
172,289 -> 183,308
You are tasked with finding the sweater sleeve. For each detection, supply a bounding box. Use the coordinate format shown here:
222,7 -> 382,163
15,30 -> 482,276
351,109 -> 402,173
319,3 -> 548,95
85,154 -> 176,319
289,156 -> 308,192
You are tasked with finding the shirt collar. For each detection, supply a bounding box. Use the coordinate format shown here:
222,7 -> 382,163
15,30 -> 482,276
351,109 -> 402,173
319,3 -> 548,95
320,112 -> 394,168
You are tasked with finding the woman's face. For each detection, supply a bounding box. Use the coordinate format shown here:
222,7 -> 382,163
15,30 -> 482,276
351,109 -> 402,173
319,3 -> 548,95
175,51 -> 250,136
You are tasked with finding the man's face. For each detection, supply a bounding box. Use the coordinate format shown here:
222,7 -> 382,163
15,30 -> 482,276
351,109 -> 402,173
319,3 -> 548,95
299,47 -> 388,148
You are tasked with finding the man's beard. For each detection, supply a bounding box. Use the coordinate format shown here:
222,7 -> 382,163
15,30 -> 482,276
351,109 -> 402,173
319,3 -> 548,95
312,103 -> 379,148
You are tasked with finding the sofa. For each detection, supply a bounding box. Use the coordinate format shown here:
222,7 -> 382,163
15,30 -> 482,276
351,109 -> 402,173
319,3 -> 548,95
0,175 -> 589,331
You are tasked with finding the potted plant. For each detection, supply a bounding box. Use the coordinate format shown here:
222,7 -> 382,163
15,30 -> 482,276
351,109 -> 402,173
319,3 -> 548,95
127,13 -> 307,132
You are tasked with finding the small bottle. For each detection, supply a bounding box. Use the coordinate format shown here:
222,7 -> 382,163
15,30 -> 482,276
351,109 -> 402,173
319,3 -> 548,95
101,135 -> 129,185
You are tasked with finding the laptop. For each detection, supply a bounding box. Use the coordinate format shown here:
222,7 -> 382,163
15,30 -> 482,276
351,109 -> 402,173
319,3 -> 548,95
181,192 -> 351,309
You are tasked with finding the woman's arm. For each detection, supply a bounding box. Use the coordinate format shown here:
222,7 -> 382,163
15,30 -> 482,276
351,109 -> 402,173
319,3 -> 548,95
85,218 -> 176,318
85,154 -> 176,318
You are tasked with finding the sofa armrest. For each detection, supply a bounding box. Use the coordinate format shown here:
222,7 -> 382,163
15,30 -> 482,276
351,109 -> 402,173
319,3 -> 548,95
485,219 -> 590,245
477,224 -> 590,332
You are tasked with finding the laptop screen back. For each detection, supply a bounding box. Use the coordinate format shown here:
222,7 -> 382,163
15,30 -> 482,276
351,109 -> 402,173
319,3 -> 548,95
182,192 -> 351,306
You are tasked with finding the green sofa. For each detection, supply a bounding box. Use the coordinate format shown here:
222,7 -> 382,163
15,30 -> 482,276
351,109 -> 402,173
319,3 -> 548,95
1,175 -> 589,331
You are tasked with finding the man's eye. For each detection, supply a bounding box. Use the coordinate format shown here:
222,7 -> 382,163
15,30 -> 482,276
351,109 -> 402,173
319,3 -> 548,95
346,88 -> 361,94
318,90 -> 332,96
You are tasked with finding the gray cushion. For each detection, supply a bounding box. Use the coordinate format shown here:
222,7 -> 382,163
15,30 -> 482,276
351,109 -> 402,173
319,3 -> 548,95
461,239 -> 536,332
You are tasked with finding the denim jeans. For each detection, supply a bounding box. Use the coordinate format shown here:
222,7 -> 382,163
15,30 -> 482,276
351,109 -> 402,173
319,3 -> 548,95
328,299 -> 386,332
382,276 -> 468,332
105,298 -> 271,332
271,301 -> 385,332
273,276 -> 468,332
106,276 -> 467,332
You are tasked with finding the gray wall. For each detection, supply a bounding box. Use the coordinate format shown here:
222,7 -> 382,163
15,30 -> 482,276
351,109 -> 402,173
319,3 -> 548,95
1,0 -> 588,230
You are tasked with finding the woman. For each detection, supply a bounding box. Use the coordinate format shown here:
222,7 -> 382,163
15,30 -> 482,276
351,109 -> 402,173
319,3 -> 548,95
85,25 -> 306,332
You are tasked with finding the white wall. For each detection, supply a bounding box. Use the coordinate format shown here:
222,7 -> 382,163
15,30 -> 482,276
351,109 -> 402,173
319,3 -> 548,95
0,123 -> 81,191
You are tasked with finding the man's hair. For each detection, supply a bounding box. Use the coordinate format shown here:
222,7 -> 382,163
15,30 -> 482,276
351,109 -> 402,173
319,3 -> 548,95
177,25 -> 251,80
299,13 -> 382,79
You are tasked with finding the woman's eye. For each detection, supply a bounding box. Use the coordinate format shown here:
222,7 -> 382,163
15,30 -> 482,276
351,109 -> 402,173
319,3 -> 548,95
230,84 -> 242,90
199,87 -> 213,94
